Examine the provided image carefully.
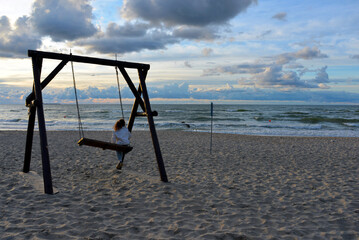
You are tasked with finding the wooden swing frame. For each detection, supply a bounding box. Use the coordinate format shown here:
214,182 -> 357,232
23,50 -> 168,194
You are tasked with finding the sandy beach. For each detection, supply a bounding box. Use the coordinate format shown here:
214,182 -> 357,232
1,130 -> 358,239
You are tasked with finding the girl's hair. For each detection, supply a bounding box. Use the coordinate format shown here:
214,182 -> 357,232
114,119 -> 126,131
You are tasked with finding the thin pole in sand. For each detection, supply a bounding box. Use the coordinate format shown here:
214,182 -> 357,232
210,102 -> 214,154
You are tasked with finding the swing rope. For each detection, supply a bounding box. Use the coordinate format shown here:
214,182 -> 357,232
70,54 -> 84,139
115,54 -> 125,119
71,53 -> 125,139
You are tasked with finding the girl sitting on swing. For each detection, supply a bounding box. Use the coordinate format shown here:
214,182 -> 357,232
111,119 -> 131,169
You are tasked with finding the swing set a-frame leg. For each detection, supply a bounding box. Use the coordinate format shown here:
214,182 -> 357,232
23,103 -> 36,173
139,69 -> 168,183
29,56 -> 54,194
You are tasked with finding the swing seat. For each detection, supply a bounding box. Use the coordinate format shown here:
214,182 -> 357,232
77,138 -> 133,153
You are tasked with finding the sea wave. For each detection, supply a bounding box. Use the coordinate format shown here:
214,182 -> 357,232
0,119 -> 23,123
1,104 -> 359,137
300,116 -> 359,124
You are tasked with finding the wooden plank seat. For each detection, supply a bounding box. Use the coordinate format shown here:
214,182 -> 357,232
77,137 -> 133,153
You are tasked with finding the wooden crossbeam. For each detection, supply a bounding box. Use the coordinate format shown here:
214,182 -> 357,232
28,50 -> 150,70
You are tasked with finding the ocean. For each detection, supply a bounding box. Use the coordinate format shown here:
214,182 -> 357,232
1,104 -> 359,137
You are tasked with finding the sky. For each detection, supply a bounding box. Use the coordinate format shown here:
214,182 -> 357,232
0,0 -> 359,104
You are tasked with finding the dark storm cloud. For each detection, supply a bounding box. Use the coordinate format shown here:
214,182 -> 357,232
106,22 -> 150,37
77,25 -> 178,54
31,0 -> 97,41
121,0 -> 257,26
0,16 -> 41,58
79,0 -> 258,54
61,0 -> 258,53
172,26 -> 219,40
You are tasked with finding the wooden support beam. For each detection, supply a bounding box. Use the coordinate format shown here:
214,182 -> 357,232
28,50 -> 150,70
139,69 -> 168,182
26,59 -> 68,106
23,102 -> 36,173
128,83 -> 142,132
32,56 -> 53,194
118,67 -> 146,112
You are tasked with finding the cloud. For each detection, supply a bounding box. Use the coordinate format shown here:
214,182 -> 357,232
184,61 -> 192,68
42,83 -> 192,101
285,63 -> 305,69
295,46 -> 328,60
204,46 -> 330,89
121,0 -> 257,27
0,0 -> 258,56
202,48 -> 213,56
350,54 -> 359,60
118,0 -> 257,43
237,64 -> 316,89
3,81 -> 359,104
0,16 -> 11,35
0,16 -> 41,58
242,65 -> 330,89
276,46 -> 328,64
203,63 -> 267,76
241,64 -> 331,89
149,82 -> 191,99
272,12 -> 287,21
0,85 -> 28,104
257,30 -> 272,39
81,0 -> 247,54
106,22 -> 149,37
173,26 -> 219,41
77,24 -> 178,54
313,66 -> 329,83
31,0 -> 98,41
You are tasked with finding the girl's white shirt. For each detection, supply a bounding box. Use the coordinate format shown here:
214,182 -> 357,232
111,127 -> 131,145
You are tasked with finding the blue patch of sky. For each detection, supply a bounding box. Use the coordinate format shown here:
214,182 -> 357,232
92,0 -> 123,27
